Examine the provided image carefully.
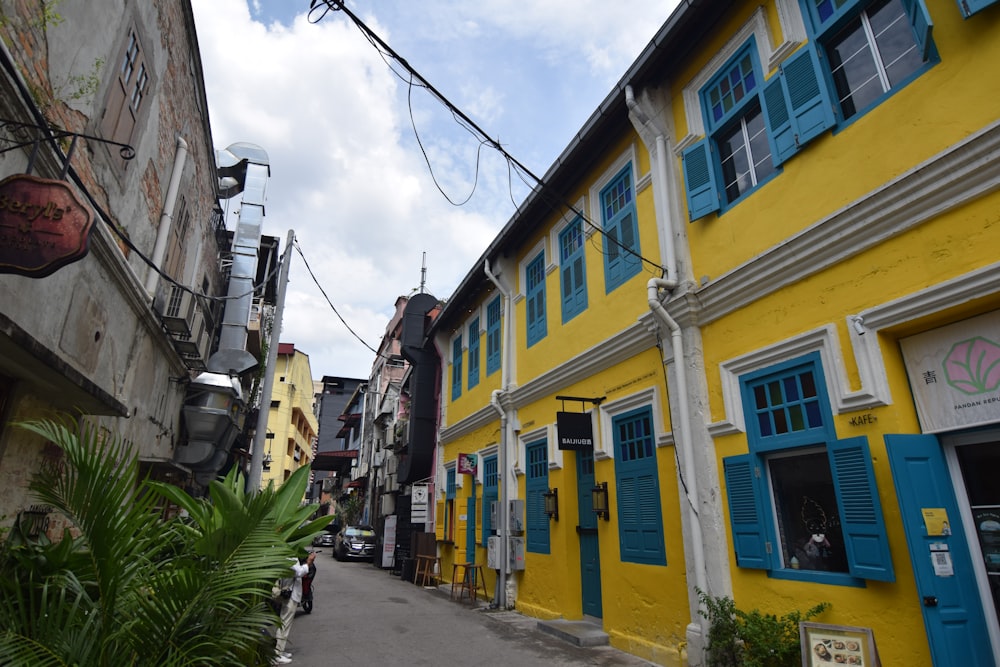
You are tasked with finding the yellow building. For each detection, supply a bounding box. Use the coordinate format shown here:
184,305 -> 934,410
429,1 -> 1000,665
261,343 -> 318,489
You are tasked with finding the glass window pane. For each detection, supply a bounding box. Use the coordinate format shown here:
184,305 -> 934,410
768,451 -> 849,572
754,385 -> 768,410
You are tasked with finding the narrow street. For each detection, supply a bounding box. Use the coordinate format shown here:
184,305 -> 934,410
281,548 -> 657,666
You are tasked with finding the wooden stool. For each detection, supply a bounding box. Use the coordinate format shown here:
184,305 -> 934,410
450,562 -> 489,603
414,555 -> 440,587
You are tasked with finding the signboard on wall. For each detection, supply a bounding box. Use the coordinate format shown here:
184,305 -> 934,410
457,453 -> 478,475
900,310 -> 1000,433
557,411 -> 594,450
0,174 -> 95,278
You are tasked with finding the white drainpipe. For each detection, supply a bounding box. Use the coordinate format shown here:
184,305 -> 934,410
144,134 -> 188,296
484,258 -> 514,609
628,83 -> 709,644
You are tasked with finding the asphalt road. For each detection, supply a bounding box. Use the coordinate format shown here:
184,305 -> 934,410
279,547 -> 657,666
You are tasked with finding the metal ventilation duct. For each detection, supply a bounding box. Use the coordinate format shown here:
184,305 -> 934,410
209,142 -> 270,376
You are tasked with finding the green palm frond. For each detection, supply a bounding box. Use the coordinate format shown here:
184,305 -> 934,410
1,417 -> 331,666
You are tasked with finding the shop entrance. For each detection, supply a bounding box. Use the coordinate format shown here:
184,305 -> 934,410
886,432 -> 999,665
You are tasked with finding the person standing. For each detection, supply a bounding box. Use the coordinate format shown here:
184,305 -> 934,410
274,552 -> 315,664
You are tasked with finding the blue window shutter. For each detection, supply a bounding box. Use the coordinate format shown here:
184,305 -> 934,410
451,335 -> 462,400
829,437 -> 896,582
723,455 -> 770,569
682,139 -> 720,221
762,74 -> 796,166
900,0 -> 934,59
614,408 -> 666,565
525,253 -> 547,347
781,45 -> 834,149
525,442 -> 550,554
466,495 -> 477,561
486,297 -> 501,375
467,318 -> 480,389
957,0 -> 999,18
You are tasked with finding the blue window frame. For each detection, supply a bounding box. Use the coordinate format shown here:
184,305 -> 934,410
525,252 -> 547,347
957,0 -> 999,17
816,0 -> 934,122
450,335 -> 462,401
467,317 -> 480,389
723,353 -> 895,585
486,297 -> 501,376
525,440 -> 550,554
613,407 -> 666,566
559,217 -> 588,322
600,166 -> 642,293
482,455 -> 498,546
683,40 -> 789,221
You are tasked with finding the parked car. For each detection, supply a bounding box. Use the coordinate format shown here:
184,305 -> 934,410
312,530 -> 336,548
333,525 -> 376,561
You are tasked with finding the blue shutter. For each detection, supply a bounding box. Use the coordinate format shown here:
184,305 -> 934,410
614,408 -> 665,565
957,0 -> 999,18
466,495 -> 477,562
525,253 -> 547,347
723,455 -> 770,569
682,139 -> 720,221
901,0 -> 934,59
762,74 -> 795,166
467,318 -> 480,389
828,437 -> 896,582
781,45 -> 834,149
486,297 -> 501,375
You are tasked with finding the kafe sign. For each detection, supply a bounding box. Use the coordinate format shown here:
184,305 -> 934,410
0,174 -> 95,278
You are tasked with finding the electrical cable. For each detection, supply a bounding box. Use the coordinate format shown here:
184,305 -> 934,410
291,237 -> 385,360
309,0 -> 668,275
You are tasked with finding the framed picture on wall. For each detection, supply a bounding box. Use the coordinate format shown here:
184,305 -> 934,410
800,622 -> 880,666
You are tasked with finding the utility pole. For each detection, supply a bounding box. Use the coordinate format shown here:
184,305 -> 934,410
248,229 -> 294,493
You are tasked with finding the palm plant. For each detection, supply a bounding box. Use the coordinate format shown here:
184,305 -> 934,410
0,418 -> 330,666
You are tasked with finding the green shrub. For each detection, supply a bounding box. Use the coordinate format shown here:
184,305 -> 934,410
698,589 -> 829,667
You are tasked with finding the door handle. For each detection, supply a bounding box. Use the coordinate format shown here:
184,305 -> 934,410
923,595 -> 938,607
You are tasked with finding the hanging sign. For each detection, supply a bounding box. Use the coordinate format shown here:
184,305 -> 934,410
900,310 -> 1000,433
0,174 -> 95,278
457,453 -> 478,475
557,411 -> 594,450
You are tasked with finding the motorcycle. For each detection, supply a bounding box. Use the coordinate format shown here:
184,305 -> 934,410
299,559 -> 316,614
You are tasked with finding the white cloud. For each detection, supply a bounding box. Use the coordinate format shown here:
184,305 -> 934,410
193,0 -> 680,379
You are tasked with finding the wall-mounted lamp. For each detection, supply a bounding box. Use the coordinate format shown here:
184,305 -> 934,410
543,488 -> 559,521
851,315 -> 866,336
592,482 -> 609,521
262,430 -> 274,471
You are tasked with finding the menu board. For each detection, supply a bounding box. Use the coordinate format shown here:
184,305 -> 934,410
801,623 -> 880,666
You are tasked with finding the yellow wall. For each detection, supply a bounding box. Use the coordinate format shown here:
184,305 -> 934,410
676,1 -> 1000,664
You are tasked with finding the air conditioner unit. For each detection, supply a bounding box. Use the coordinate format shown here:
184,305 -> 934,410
154,283 -> 197,336
171,305 -> 211,369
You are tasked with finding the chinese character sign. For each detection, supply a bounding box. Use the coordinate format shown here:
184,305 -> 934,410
457,453 -> 478,476
900,310 -> 1000,433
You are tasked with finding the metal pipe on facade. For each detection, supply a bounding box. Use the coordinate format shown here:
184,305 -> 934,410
248,229 -> 294,493
144,134 -> 188,296
484,258 -> 513,609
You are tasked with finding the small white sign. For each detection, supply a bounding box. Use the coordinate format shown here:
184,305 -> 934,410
930,543 -> 954,577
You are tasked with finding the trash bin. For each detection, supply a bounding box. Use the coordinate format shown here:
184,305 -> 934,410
401,557 -> 416,583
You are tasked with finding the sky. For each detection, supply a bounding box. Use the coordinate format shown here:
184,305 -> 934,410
191,0 -> 682,381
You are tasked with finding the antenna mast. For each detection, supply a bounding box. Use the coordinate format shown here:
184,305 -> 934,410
420,252 -> 427,293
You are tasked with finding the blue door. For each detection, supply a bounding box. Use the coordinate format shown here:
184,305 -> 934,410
885,434 -> 993,665
466,493 -> 477,564
576,448 -> 602,618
